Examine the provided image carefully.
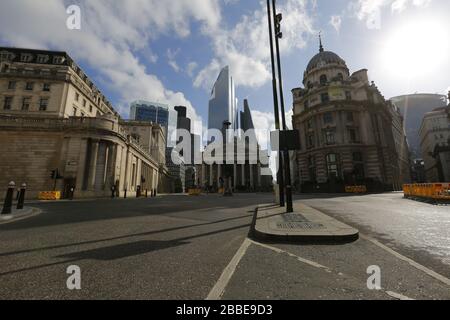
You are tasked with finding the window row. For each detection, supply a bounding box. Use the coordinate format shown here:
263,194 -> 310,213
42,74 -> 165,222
6,81 -> 51,92
305,128 -> 361,149
307,152 -> 365,180
74,92 -> 94,113
3,96 -> 49,111
306,112 -> 356,129
303,91 -> 352,110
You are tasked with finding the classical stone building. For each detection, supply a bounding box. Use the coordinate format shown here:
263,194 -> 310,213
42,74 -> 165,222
291,42 -> 410,192
0,47 -> 168,199
419,101 -> 450,182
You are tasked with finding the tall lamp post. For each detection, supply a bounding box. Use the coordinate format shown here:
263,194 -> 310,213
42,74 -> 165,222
272,0 -> 293,213
266,0 -> 285,208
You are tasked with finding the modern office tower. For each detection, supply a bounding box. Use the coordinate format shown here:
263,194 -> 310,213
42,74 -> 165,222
390,94 -> 447,158
240,99 -> 255,132
130,100 -> 170,137
208,66 -> 238,133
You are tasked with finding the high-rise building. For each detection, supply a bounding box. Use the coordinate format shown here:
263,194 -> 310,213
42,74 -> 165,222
208,66 -> 238,133
390,94 -> 447,158
240,99 -> 255,132
130,101 -> 169,137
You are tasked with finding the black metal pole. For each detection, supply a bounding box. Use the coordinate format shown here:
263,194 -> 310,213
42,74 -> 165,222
266,0 -> 285,207
17,183 -> 26,210
272,0 -> 293,213
1,181 -> 15,215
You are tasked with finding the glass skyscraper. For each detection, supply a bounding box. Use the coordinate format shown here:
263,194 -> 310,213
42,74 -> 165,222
208,66 -> 238,132
130,101 -> 169,135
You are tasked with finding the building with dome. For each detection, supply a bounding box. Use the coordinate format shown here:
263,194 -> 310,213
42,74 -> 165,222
291,40 -> 411,192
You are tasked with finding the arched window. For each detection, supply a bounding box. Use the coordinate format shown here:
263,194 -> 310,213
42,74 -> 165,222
320,74 -> 327,85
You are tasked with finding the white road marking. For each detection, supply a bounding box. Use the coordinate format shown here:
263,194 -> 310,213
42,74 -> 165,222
206,238 -> 252,300
385,291 -> 415,300
360,234 -> 450,287
248,239 -> 332,272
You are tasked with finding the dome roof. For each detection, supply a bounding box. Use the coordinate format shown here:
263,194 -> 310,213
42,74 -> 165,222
306,50 -> 346,73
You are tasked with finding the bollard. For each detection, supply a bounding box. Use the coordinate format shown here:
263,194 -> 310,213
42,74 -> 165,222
124,189 -> 127,199
16,183 -> 26,210
145,189 -> 148,198
2,181 -> 16,215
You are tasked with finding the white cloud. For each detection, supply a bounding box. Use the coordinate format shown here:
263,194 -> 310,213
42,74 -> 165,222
194,0 -> 315,90
0,0 -> 223,132
186,62 -> 199,77
167,48 -> 181,73
330,15 -> 342,33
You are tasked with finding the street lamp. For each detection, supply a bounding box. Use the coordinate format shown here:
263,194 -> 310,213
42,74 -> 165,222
267,0 -> 294,213
266,0 -> 285,208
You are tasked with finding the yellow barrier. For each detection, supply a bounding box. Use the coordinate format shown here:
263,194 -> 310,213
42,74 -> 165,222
39,191 -> 61,201
345,186 -> 367,194
403,184 -> 450,201
188,189 -> 202,196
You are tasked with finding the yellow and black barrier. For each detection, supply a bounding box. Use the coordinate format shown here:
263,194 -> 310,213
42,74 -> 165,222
38,191 -> 61,201
188,189 -> 202,196
345,186 -> 367,194
403,184 -> 450,201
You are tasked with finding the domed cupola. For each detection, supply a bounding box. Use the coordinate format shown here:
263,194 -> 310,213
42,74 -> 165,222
303,35 -> 349,87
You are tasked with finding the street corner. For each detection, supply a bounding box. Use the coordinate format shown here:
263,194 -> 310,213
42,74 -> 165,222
0,207 -> 42,225
250,202 -> 359,244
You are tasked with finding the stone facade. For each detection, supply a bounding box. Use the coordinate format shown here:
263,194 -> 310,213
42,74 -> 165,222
292,45 -> 411,192
0,47 -> 168,199
419,103 -> 450,182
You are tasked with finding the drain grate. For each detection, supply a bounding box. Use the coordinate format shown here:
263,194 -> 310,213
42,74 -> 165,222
276,222 -> 325,230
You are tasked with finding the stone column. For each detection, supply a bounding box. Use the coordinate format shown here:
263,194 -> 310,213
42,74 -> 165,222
217,164 -> 222,188
88,139 -> 100,189
257,163 -> 262,187
250,164 -> 254,189
233,163 -> 238,189
209,164 -> 214,187
202,163 -> 206,187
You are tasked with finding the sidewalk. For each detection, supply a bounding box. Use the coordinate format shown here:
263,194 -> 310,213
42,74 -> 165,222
0,207 -> 41,225
251,201 -> 359,243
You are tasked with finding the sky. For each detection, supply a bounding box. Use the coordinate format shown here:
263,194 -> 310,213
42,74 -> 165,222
0,0 -> 449,149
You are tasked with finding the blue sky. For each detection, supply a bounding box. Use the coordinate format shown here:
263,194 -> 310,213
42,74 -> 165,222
0,0 -> 449,147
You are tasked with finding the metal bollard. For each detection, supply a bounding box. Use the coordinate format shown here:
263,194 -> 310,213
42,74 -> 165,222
124,189 -> 127,199
2,181 -> 16,215
16,183 -> 26,210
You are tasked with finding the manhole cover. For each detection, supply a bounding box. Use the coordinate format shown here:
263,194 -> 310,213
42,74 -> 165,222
281,214 -> 309,222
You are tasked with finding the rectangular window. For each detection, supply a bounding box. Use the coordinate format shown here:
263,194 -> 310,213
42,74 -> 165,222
25,82 -> 34,91
347,112 -> 354,122
321,93 -> 330,103
307,134 -> 315,148
39,98 -> 49,111
325,130 -> 336,145
43,83 -> 51,92
8,81 -> 16,90
75,92 -> 79,102
22,97 -> 31,111
89,105 -> 93,113
307,119 -> 313,130
83,99 -> 87,107
345,91 -> 352,100
348,128 -> 359,143
4,97 -> 13,110
73,107 -> 77,117
323,112 -> 333,124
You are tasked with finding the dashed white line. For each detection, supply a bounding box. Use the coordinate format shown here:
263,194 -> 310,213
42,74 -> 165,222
248,239 -> 332,272
206,238 -> 252,300
360,234 -> 450,287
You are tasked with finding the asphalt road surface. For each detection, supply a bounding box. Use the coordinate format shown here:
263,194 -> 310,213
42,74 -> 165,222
0,193 -> 449,300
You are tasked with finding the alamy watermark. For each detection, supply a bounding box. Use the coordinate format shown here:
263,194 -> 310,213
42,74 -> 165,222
66,265 -> 81,290
66,5 -> 81,30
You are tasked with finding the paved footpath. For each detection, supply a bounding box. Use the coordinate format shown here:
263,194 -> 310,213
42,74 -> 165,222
0,194 -> 449,300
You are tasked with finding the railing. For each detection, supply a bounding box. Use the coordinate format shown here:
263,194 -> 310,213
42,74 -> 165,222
403,184 -> 450,201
